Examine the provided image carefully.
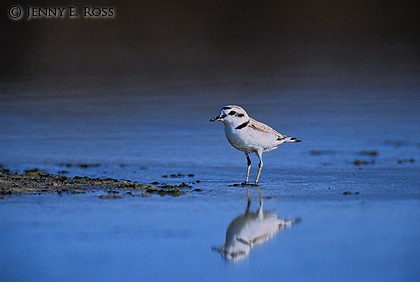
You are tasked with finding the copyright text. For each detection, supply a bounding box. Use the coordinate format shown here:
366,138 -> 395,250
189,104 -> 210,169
8,5 -> 115,21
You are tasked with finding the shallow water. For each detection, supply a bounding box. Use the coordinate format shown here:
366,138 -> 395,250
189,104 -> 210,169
1,189 -> 419,281
1,75 -> 419,281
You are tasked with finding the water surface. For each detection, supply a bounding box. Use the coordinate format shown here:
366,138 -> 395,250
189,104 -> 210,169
1,74 -> 419,281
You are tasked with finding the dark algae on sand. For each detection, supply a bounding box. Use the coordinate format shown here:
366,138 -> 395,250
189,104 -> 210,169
0,168 -> 201,198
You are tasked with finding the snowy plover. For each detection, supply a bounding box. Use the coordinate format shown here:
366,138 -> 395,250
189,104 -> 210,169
210,105 -> 301,184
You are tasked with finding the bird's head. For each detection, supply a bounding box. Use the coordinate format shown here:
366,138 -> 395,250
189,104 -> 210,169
211,244 -> 250,262
210,105 -> 249,127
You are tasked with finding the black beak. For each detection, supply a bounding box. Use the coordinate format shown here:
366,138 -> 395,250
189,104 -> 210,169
210,114 -> 226,122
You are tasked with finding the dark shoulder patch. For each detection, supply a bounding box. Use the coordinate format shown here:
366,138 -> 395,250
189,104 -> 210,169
235,120 -> 250,130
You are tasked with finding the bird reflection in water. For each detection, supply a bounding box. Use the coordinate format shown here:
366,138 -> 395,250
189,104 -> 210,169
213,186 -> 300,262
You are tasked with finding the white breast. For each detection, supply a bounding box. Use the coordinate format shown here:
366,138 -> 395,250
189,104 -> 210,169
224,125 -> 253,152
224,124 -> 281,153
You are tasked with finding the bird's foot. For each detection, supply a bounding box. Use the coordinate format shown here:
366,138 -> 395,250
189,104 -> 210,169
229,182 -> 261,187
229,182 -> 256,187
242,182 -> 258,187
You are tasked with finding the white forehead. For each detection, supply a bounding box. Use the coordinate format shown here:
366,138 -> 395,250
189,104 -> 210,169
221,105 -> 246,113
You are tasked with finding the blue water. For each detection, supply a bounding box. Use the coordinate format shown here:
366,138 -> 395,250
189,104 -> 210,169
1,75 -> 419,281
1,190 -> 419,281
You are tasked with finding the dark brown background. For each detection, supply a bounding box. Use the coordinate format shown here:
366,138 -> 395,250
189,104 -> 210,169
2,0 -> 419,82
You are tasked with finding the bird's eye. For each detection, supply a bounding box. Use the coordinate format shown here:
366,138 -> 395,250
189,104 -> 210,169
229,111 -> 236,115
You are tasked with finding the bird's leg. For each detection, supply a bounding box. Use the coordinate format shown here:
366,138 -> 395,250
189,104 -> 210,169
244,153 -> 251,184
255,151 -> 263,184
245,187 -> 251,214
256,185 -> 263,207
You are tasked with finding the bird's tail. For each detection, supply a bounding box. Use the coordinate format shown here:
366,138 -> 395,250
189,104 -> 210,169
279,217 -> 301,230
278,136 -> 301,143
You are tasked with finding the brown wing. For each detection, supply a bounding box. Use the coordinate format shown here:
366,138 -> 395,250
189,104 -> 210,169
249,118 -> 285,139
